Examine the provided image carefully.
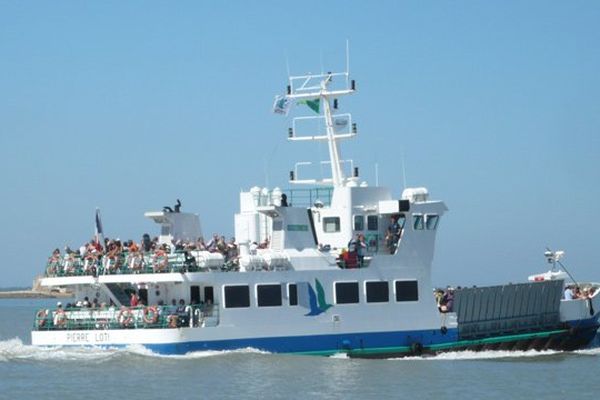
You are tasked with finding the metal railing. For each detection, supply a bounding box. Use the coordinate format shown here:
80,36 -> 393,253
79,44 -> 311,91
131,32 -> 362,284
33,304 -> 219,331
287,187 -> 333,208
44,252 -> 238,277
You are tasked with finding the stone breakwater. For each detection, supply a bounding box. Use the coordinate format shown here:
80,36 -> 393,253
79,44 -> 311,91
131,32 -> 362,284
0,290 -> 72,299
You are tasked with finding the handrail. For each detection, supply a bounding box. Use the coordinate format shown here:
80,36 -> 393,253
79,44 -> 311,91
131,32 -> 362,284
43,251 -> 235,277
33,304 -> 219,331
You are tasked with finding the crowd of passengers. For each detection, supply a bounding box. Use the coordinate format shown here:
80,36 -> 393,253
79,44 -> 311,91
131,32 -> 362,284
563,285 -> 597,300
46,233 -> 271,275
44,293 -> 214,329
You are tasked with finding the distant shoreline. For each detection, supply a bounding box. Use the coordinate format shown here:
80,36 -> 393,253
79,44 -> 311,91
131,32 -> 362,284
0,290 -> 73,299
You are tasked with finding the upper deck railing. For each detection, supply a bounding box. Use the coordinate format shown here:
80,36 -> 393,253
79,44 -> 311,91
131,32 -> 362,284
44,251 -> 238,278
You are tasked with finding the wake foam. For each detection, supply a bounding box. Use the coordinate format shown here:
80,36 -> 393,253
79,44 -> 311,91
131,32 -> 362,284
391,347 -> 600,361
0,337 -> 268,362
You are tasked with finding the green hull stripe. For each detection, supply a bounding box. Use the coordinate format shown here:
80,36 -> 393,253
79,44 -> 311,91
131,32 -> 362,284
291,329 -> 569,357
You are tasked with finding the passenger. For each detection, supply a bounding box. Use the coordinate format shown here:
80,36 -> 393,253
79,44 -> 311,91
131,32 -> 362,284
206,234 -> 219,252
387,216 -> 402,254
196,237 -> 207,251
50,248 -> 61,262
92,298 -> 100,309
226,238 -> 238,262
356,234 -> 367,267
440,288 -> 454,313
217,236 -> 228,255
434,289 -> 444,307
53,302 -> 66,327
564,286 -> 574,300
130,292 -> 139,307
589,287 -> 597,298
258,238 -> 270,249
249,241 -> 258,255
142,234 -> 152,253
83,296 -> 91,308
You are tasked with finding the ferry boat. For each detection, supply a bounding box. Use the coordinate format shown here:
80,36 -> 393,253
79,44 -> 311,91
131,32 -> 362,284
31,63 -> 600,357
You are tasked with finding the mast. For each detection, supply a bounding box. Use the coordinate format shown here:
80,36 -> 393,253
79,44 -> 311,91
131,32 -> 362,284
275,63 -> 358,188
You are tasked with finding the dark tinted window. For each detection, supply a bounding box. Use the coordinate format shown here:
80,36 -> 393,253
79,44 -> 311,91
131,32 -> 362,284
335,282 -> 359,304
354,215 -> 364,231
395,281 -> 419,302
224,286 -> 250,308
367,215 -> 378,231
289,284 -> 298,306
257,284 -> 282,307
366,281 -> 389,303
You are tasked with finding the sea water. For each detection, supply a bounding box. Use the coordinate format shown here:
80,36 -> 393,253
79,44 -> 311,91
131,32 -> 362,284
1,299 -> 599,400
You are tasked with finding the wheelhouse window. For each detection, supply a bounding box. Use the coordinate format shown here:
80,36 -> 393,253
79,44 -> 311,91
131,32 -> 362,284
397,214 -> 406,228
323,217 -> 341,233
366,281 -> 389,303
395,281 -> 419,302
353,215 -> 364,231
425,214 -> 439,230
413,214 -> 424,230
335,282 -> 359,304
257,284 -> 282,307
288,283 -> 298,306
224,285 -> 250,308
367,215 -> 378,231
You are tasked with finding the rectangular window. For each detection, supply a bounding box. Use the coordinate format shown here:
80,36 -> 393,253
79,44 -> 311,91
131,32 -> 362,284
288,283 -> 298,306
257,284 -> 282,307
366,281 -> 389,303
367,215 -> 378,231
323,217 -> 341,233
353,215 -> 364,231
413,214 -> 424,230
224,285 -> 250,308
397,214 -> 406,228
425,214 -> 439,230
335,282 -> 359,304
395,281 -> 419,302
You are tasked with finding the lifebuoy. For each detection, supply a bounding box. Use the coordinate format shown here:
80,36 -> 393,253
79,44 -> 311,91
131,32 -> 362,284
118,307 -> 134,327
36,309 -> 48,328
142,306 -> 159,324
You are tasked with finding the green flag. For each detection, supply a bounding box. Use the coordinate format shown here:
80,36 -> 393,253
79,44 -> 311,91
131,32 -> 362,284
298,98 -> 320,114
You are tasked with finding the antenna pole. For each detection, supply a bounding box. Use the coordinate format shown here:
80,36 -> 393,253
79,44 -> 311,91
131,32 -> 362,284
346,39 -> 350,86
322,76 -> 344,187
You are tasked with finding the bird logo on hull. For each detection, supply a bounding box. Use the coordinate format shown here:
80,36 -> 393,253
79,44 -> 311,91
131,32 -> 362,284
299,279 -> 333,316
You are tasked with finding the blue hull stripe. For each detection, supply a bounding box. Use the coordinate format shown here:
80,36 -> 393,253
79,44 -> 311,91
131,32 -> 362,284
144,328 -> 460,355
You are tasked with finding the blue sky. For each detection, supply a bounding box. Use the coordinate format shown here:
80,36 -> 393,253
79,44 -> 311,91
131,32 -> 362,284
1,1 -> 599,287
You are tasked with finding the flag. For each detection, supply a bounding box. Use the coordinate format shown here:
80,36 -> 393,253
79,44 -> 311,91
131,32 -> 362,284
95,208 -> 104,244
272,95 -> 291,116
297,98 -> 320,114
333,116 -> 349,133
